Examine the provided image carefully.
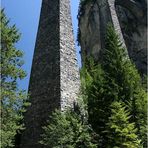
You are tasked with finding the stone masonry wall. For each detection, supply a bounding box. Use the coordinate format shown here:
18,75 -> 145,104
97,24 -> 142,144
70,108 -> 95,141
21,0 -> 80,147
60,0 -> 80,110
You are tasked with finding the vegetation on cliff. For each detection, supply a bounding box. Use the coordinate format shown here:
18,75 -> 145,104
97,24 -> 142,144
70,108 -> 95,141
81,25 -> 147,147
77,0 -> 93,45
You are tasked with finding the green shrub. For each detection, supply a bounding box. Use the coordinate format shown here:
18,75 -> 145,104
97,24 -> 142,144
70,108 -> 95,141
40,109 -> 97,148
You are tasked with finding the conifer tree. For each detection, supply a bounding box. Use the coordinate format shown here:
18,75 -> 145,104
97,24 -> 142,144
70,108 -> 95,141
102,25 -> 147,146
40,109 -> 97,148
80,59 -> 110,146
81,25 -> 147,147
106,101 -> 142,148
1,10 -> 28,147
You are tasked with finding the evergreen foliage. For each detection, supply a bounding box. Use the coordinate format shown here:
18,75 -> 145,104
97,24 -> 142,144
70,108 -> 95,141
106,101 -> 141,148
40,109 -> 97,148
80,58 -> 110,146
79,0 -> 93,7
0,9 -> 28,147
81,25 -> 147,147
102,25 -> 147,147
77,0 -> 93,45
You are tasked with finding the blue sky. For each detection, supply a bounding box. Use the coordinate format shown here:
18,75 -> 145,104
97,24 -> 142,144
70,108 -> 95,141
2,0 -> 81,91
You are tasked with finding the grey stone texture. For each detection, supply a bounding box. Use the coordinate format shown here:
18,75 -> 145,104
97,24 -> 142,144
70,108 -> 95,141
60,0 -> 80,110
78,0 -> 147,75
115,0 -> 147,75
20,0 -> 80,147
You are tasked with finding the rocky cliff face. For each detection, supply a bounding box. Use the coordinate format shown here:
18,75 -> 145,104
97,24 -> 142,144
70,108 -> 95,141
78,0 -> 147,75
115,0 -> 147,75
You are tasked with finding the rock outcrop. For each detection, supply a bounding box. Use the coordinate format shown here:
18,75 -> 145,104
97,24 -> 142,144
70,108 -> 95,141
78,0 -> 147,75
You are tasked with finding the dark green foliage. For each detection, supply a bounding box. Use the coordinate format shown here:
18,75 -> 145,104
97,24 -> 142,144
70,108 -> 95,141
40,109 -> 98,148
78,0 -> 94,16
0,9 -> 28,147
81,25 -> 147,147
77,0 -> 94,45
80,59 -> 110,146
79,0 -> 93,8
106,101 -> 141,148
103,25 -> 147,147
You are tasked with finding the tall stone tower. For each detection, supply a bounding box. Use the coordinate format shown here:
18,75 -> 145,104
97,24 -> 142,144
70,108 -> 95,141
21,0 -> 80,147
